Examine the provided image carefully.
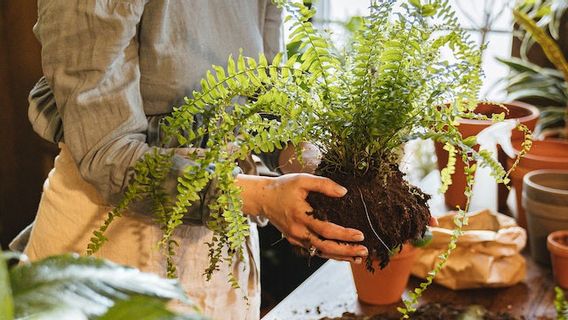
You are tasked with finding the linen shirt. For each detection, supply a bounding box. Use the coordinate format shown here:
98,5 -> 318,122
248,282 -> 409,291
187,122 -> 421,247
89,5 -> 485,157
33,0 -> 282,222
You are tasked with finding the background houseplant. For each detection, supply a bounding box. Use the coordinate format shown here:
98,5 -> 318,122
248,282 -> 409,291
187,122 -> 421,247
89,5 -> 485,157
501,0 -> 568,138
499,0 -> 568,228
0,251 -> 205,320
85,0 -> 530,316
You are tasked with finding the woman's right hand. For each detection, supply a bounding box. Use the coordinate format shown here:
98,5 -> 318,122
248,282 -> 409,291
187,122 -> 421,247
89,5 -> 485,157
236,173 -> 368,263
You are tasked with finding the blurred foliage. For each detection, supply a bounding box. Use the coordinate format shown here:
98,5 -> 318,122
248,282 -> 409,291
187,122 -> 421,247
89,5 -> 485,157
501,0 -> 568,137
0,252 -> 205,320
556,287 -> 568,320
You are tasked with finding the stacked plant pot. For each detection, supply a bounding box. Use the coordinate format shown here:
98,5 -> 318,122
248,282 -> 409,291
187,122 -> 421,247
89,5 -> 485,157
435,102 -> 539,212
508,140 -> 568,229
522,170 -> 568,267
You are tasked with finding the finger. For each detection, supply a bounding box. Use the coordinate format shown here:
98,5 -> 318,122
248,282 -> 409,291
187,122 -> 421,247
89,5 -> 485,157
285,236 -> 305,248
429,216 -> 439,227
286,225 -> 313,247
310,237 -> 368,258
307,218 -> 364,242
298,174 -> 348,198
319,254 -> 365,264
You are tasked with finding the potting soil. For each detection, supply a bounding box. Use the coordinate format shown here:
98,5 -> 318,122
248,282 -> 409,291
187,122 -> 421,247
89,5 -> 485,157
307,165 -> 431,269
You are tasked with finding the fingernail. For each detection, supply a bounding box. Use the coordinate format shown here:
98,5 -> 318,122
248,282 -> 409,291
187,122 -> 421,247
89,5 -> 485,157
358,248 -> 368,256
354,257 -> 362,264
336,186 -> 348,196
352,233 -> 364,242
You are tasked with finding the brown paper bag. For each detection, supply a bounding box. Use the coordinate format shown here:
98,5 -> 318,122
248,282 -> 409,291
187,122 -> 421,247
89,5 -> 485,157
411,209 -> 527,289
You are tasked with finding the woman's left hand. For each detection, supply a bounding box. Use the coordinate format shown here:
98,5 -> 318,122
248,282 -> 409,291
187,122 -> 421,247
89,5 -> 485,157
236,173 -> 368,263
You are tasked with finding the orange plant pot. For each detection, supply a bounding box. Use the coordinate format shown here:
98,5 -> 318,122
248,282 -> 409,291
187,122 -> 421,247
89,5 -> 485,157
508,140 -> 568,229
547,230 -> 568,289
350,244 -> 417,305
435,102 -> 539,210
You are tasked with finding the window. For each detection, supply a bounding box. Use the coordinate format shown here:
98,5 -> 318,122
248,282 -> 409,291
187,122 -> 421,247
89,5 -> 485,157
303,0 -> 514,100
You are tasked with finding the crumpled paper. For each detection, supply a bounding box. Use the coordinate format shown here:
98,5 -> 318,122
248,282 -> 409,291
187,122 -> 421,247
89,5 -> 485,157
411,209 -> 527,290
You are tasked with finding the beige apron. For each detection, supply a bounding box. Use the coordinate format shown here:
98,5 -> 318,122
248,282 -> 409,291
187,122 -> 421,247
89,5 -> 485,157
22,144 -> 261,319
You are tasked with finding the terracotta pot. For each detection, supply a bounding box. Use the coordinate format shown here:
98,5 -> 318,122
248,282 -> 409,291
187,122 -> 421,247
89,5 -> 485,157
547,230 -> 568,288
350,244 -> 417,305
435,102 -> 539,210
509,142 -> 568,230
522,170 -> 568,265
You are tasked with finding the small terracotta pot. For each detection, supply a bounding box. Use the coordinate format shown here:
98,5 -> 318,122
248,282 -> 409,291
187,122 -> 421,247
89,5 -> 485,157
435,102 -> 539,210
547,230 -> 568,289
350,244 -> 417,305
508,140 -> 568,229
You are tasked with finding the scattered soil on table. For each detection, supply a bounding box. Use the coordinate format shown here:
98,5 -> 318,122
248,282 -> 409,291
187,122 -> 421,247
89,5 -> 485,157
319,303 -> 522,320
307,164 -> 431,269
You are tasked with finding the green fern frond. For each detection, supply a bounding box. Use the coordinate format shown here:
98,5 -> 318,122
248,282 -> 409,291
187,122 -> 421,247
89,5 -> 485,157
556,287 -> 568,320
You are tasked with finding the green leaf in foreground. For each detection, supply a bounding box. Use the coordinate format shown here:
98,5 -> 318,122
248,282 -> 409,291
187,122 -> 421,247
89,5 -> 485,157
0,252 -> 14,320
10,254 -> 192,319
99,296 -> 206,320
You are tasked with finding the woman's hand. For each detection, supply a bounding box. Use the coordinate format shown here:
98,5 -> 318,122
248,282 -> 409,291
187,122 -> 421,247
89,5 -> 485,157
236,173 -> 368,263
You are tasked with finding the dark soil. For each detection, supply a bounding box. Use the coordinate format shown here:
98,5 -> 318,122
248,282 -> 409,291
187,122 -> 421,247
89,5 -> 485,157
319,303 -> 522,320
307,164 -> 431,269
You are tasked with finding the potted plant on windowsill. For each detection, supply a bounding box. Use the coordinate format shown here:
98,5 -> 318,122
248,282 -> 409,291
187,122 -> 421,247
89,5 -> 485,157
85,0 -> 530,317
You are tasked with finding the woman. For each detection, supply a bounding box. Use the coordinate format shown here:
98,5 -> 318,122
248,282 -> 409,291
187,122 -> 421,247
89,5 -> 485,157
15,1 -> 368,318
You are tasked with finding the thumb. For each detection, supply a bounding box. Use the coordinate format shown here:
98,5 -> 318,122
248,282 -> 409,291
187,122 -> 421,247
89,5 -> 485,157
300,175 -> 348,198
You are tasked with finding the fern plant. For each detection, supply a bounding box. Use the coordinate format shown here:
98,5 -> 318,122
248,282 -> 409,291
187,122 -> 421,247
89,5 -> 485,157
86,0 -> 530,317
556,287 -> 568,320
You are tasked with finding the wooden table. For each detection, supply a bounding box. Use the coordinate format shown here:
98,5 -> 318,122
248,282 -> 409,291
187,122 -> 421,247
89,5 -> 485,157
263,167 -> 561,319
262,252 -> 558,319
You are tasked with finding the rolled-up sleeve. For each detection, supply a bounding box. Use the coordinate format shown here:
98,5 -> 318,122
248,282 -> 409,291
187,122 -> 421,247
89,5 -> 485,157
263,2 -> 283,61
256,2 -> 284,173
36,0 -> 212,224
